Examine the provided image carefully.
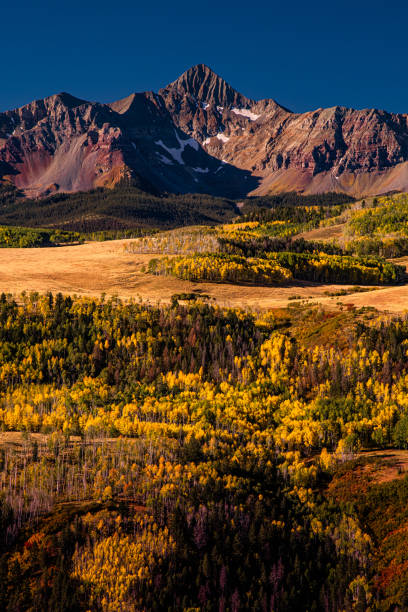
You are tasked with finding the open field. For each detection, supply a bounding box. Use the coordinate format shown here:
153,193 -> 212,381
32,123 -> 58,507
298,222 -> 346,242
0,238 -> 407,311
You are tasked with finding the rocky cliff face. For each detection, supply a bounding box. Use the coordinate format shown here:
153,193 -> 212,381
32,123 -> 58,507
2,65 -> 408,198
0,94 -> 130,197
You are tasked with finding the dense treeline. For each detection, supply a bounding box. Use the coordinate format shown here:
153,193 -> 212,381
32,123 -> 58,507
219,234 -> 344,257
349,195 -> 408,237
0,293 -> 264,390
0,225 -> 159,248
220,226 -> 408,260
238,203 -> 349,226
0,183 -> 22,206
0,183 -> 238,231
240,191 -> 354,214
268,251 -> 405,284
0,183 -> 355,237
0,226 -> 83,248
345,235 -> 408,258
148,254 -> 292,285
148,251 -> 405,285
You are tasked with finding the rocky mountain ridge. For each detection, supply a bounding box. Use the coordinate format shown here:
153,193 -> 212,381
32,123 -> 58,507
2,64 -> 408,198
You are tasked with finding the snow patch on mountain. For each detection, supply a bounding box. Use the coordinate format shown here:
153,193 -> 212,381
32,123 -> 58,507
231,108 -> 260,121
216,133 -> 229,143
155,131 -> 200,164
156,153 -> 174,165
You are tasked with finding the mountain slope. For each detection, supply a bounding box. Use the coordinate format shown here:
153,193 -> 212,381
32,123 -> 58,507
2,65 -> 408,198
0,83 -> 256,199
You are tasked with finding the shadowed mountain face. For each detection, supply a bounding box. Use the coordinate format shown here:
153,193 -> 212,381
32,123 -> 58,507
2,64 -> 408,198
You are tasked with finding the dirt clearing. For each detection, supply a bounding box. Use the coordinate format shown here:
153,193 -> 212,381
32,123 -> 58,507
357,449 -> 408,484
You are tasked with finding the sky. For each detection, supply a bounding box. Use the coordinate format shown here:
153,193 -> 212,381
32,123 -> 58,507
1,0 -> 407,114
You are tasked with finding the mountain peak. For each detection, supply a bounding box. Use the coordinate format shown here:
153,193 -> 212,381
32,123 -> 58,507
180,64 -> 218,81
185,63 -> 214,74
49,92 -> 87,109
160,64 -> 252,108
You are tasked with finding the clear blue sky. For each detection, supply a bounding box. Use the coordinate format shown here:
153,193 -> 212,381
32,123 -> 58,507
1,0 -> 407,114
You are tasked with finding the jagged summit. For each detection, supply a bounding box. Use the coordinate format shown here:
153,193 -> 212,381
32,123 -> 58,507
160,64 -> 252,109
1,92 -> 87,118
50,92 -> 88,109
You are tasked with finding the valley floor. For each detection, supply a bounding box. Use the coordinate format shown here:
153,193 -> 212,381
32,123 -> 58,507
1,238 -> 408,311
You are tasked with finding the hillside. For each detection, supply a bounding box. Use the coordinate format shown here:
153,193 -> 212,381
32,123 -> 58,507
0,183 -> 238,232
1,194 -> 408,313
1,294 -> 408,609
